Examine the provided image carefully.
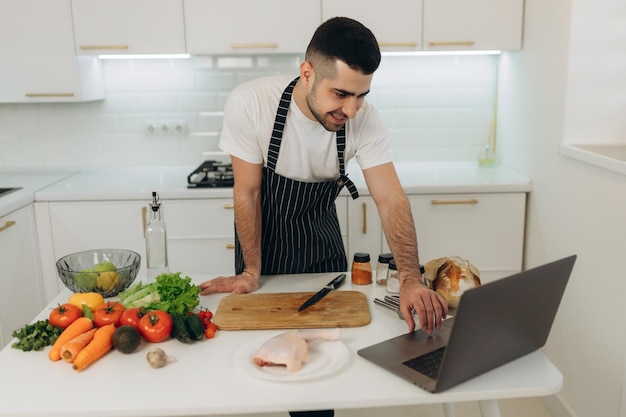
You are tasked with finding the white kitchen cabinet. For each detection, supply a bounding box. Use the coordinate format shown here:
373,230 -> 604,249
41,201 -> 148,294
71,0 -> 186,55
165,199 -> 348,275
346,196 -> 383,258
423,0 -> 525,51
0,205 -> 45,349
383,193 -> 526,283
164,199 -> 236,276
322,0 -> 423,51
184,0 -> 321,54
0,0 -> 104,103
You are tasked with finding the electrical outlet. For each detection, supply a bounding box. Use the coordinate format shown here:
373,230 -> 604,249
170,120 -> 187,135
144,120 -> 188,137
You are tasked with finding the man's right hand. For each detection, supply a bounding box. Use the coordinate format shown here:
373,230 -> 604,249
198,272 -> 259,295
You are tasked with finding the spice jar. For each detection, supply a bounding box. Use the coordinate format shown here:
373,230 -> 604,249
351,252 -> 372,285
386,259 -> 399,293
375,253 -> 393,286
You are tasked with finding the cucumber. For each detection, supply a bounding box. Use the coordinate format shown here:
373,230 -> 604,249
185,313 -> 205,341
170,313 -> 192,343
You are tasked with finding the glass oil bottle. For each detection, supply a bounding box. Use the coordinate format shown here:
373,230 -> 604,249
145,191 -> 169,282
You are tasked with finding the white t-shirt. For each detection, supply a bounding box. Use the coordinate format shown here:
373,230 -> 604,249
219,75 -> 391,182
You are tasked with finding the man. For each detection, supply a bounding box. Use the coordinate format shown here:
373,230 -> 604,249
200,17 -> 447,412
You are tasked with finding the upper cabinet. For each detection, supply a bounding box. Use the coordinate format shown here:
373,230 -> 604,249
184,0 -> 321,54
322,0 -> 423,52
72,0 -> 186,55
0,0 -> 104,103
322,0 -> 524,52
423,0 -> 524,51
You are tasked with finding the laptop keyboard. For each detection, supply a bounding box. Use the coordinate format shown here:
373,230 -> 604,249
402,347 -> 446,379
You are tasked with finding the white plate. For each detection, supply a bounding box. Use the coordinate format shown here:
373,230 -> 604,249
234,331 -> 350,382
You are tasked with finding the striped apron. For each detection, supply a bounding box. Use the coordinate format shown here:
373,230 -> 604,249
235,77 -> 359,275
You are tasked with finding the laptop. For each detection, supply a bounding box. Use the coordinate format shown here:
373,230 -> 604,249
358,255 -> 576,393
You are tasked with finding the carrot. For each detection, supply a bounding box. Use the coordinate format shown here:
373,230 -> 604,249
48,317 -> 94,361
72,324 -> 116,371
60,328 -> 97,363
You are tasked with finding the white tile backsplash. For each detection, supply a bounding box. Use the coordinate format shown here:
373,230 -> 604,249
0,54 -> 498,168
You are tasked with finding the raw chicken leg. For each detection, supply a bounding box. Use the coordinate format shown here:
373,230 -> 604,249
252,328 -> 341,372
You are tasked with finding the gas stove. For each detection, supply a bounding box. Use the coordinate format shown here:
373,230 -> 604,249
187,160 -> 234,188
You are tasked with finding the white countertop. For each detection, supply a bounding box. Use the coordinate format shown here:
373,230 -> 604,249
32,162 -> 531,203
0,169 -> 78,217
0,273 -> 560,417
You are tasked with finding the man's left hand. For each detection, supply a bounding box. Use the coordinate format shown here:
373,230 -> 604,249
399,280 -> 448,334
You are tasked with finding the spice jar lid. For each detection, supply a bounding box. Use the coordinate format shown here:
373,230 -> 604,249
377,253 -> 393,263
388,259 -> 397,270
353,252 -> 370,263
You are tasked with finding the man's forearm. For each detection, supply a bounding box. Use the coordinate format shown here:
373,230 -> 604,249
379,193 -> 423,286
234,188 -> 262,277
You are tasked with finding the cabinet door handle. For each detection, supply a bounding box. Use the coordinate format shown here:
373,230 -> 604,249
428,41 -> 475,47
25,93 -> 75,98
223,203 -> 234,209
362,202 -> 367,234
379,42 -> 419,48
230,43 -> 278,49
141,206 -> 147,238
79,45 -> 129,50
226,243 -> 235,249
0,220 -> 16,233
431,198 -> 479,205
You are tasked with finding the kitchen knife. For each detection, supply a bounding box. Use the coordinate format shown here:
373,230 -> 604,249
297,273 -> 346,312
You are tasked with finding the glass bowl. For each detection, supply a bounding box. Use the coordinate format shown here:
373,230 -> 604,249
56,249 -> 141,298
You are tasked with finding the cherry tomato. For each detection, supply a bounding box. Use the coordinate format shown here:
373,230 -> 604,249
138,310 -> 173,343
204,323 -> 217,339
198,309 -> 213,327
49,303 -> 83,329
93,301 -> 125,327
119,307 -> 146,329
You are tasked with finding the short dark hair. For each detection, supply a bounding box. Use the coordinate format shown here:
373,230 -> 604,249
305,17 -> 381,76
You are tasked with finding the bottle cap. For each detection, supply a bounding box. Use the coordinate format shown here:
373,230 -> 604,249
377,253 -> 393,263
353,252 -> 370,263
388,259 -> 397,270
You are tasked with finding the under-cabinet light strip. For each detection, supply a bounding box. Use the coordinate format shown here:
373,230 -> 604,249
97,54 -> 191,60
382,50 -> 501,56
96,51 -> 500,60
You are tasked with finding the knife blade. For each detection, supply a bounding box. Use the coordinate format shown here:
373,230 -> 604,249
297,273 -> 346,312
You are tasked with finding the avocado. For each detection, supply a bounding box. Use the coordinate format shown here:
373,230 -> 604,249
112,325 -> 141,354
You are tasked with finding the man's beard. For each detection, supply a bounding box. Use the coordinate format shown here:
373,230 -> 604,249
305,86 -> 344,132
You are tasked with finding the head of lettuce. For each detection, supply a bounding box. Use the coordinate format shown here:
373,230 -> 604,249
118,272 -> 200,315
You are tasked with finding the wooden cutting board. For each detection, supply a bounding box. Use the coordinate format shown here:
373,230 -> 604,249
213,291 -> 371,330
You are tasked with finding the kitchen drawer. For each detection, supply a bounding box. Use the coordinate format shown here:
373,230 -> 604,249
165,199 -> 234,238
383,193 -> 526,283
168,238 -> 235,276
412,193 -> 525,282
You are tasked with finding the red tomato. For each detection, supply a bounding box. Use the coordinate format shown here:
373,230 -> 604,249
198,309 -> 213,328
119,307 -> 146,329
93,301 -> 125,327
49,303 -> 82,329
138,310 -> 173,343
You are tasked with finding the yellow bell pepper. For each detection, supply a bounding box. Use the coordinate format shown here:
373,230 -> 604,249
68,292 -> 105,312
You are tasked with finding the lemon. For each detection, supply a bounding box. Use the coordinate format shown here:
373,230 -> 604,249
97,271 -> 120,291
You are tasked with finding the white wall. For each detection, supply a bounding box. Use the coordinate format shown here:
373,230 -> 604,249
498,0 -> 626,416
0,54 -> 498,168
